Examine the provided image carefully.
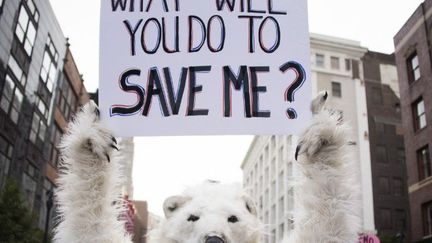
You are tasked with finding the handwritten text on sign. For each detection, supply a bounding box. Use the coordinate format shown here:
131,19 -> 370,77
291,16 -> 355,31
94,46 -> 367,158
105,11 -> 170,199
100,0 -> 311,136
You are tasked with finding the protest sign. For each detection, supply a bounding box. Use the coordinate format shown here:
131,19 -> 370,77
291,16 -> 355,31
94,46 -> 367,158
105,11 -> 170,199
358,234 -> 381,243
100,0 -> 312,136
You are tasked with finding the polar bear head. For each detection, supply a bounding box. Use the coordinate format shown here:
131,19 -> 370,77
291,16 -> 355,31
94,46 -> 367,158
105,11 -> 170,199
156,181 -> 261,243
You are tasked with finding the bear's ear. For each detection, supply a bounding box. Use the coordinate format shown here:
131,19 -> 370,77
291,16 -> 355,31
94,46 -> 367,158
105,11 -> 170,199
163,195 -> 192,218
242,195 -> 257,216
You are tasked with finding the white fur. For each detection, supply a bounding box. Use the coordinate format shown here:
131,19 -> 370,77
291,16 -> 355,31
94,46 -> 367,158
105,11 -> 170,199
285,91 -> 362,243
147,182 -> 262,243
54,92 -> 361,243
54,101 -> 132,243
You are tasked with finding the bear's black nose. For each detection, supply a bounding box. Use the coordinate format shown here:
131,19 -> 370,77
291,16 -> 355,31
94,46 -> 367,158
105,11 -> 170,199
205,236 -> 225,243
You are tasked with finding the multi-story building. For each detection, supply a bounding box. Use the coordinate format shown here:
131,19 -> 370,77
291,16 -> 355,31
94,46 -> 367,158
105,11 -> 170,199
242,135 -> 296,243
132,200 -> 149,243
394,1 -> 432,242
0,0 -> 89,235
242,34 -> 375,242
362,51 -> 410,241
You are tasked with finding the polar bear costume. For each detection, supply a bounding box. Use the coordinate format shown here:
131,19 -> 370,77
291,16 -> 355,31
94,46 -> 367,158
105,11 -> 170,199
53,91 -> 361,243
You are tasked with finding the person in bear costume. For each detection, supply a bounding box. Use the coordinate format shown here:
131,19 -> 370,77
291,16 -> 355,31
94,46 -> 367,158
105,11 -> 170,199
53,91 -> 361,243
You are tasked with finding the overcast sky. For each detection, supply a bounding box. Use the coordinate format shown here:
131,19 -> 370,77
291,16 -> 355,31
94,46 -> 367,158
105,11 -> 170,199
49,0 -> 423,216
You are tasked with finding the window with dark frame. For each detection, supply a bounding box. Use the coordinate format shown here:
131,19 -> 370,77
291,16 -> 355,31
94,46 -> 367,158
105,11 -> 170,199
407,52 -> 421,83
40,36 -> 59,93
316,54 -> 324,67
15,0 -> 39,57
0,136 -> 13,189
377,146 -> 388,163
378,177 -> 390,194
345,59 -> 351,71
418,145 -> 431,181
380,209 -> 392,229
375,122 -> 384,133
412,98 -> 427,131
38,178 -> 55,229
22,161 -> 38,210
423,201 -> 432,237
29,112 -> 47,145
371,86 -> 382,104
331,56 -> 340,69
393,178 -> 403,196
49,124 -> 62,167
331,82 -> 342,98
0,56 -> 26,124
395,210 -> 406,231
0,0 -> 4,20
0,74 -> 23,124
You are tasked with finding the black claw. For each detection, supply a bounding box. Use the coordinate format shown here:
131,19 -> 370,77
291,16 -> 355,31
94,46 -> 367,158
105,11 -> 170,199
323,91 -> 328,100
295,144 -> 301,161
111,144 -> 119,151
94,107 -> 100,118
111,136 -> 117,144
105,153 -> 110,163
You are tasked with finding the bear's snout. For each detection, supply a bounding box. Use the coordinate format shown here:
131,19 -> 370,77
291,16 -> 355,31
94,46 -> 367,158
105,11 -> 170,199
205,235 -> 225,243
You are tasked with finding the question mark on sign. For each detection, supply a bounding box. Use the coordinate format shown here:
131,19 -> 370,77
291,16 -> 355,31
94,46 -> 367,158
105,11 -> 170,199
280,61 -> 306,119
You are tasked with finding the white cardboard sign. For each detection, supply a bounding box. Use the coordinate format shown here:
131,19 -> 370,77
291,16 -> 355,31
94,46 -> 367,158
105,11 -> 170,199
100,0 -> 311,136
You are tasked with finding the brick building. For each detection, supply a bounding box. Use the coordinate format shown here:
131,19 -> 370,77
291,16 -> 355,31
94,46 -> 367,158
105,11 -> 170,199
362,51 -> 410,241
0,0 -> 88,235
394,1 -> 432,242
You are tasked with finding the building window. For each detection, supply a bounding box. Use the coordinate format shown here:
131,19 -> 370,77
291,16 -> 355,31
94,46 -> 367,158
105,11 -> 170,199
22,162 -> 38,210
397,148 -> 405,165
29,112 -> 47,145
412,98 -> 427,131
271,136 -> 276,150
36,97 -> 49,120
278,171 -> 284,193
0,136 -> 13,189
40,36 -> 59,93
49,124 -> 62,167
287,188 -> 294,211
331,82 -> 342,98
278,197 -> 285,217
345,59 -> 351,71
423,201 -> 432,237
38,178 -> 55,230
0,74 -> 23,124
0,56 -> 27,124
279,223 -> 285,239
407,52 -> 420,83
7,56 -> 27,87
316,54 -> 324,67
331,56 -> 340,69
377,146 -> 388,163
378,177 -> 390,194
375,122 -> 384,133
380,209 -> 392,229
15,0 -> 39,56
395,210 -> 406,232
371,87 -> 382,104
418,145 -> 431,181
393,178 -> 403,196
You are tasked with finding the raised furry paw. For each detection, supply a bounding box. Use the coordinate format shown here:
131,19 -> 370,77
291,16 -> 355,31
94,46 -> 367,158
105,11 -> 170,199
62,101 -> 118,163
295,91 -> 347,163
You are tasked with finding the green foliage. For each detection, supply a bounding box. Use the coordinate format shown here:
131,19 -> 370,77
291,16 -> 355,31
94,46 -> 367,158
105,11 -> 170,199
379,234 -> 395,243
0,179 -> 43,243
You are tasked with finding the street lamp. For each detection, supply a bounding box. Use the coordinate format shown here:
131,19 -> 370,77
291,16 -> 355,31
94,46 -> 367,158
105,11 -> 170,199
43,189 -> 54,243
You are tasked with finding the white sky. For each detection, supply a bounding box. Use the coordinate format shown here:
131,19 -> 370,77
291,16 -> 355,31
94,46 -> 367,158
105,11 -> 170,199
49,0 -> 423,216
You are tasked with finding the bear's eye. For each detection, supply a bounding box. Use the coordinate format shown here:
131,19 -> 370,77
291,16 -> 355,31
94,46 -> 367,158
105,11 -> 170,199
187,214 -> 200,222
228,215 -> 239,223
